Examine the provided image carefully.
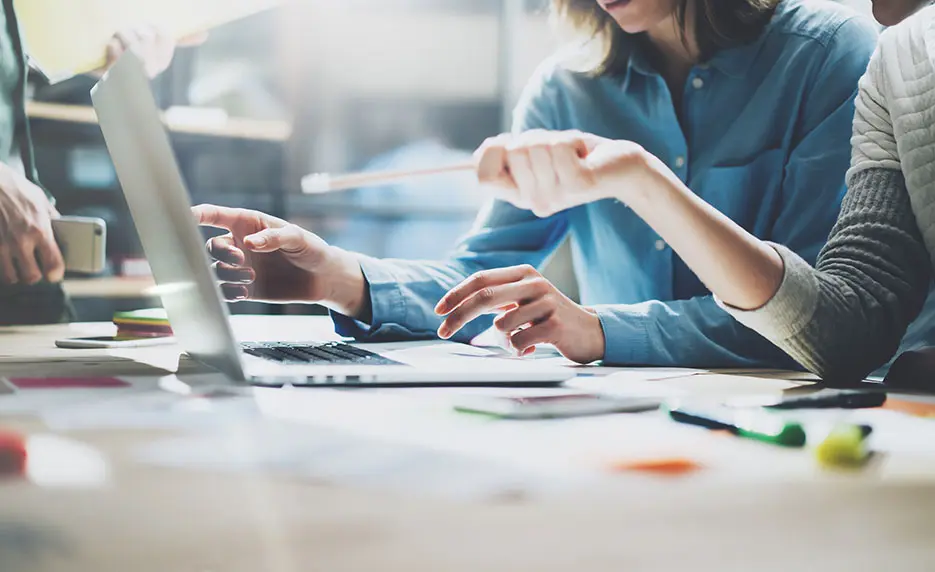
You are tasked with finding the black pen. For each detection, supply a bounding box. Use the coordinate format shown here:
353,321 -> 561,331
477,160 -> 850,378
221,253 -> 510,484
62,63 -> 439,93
766,390 -> 886,410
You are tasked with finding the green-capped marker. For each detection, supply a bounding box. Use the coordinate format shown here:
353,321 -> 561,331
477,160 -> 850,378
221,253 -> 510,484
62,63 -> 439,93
668,405 -> 807,448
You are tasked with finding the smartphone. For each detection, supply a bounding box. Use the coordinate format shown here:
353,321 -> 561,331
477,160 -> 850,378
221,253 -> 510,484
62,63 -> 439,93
51,216 -> 107,274
453,393 -> 661,419
55,335 -> 176,349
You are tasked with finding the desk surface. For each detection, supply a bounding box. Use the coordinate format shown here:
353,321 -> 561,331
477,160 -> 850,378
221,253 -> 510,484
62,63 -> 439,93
3,316 -> 935,571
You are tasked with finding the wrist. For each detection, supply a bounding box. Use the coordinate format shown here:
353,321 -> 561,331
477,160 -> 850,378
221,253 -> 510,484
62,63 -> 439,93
323,247 -> 369,319
582,306 -> 606,363
612,148 -> 677,207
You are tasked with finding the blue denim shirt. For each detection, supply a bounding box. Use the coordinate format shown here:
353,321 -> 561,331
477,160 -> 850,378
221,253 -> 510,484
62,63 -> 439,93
334,0 -> 878,368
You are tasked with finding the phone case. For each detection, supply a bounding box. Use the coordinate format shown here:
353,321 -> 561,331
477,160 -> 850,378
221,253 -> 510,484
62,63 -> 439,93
51,216 -> 107,274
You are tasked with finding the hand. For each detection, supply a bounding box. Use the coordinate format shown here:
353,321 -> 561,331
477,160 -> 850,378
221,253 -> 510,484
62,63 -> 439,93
0,164 -> 65,285
434,265 -> 605,364
475,129 -> 657,218
192,204 -> 368,317
101,26 -> 208,78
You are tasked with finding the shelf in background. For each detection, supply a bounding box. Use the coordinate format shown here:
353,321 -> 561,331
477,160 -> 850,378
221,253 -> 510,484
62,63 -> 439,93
27,101 -> 292,142
63,276 -> 157,299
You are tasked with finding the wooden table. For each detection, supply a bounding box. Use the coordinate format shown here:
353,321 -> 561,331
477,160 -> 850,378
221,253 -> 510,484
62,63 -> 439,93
3,317 -> 935,571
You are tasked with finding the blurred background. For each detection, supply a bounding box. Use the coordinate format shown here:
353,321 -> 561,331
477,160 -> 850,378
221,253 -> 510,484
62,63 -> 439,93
30,0 -> 871,321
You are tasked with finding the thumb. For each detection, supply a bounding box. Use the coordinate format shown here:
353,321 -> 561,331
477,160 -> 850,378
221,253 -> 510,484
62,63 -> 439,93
243,225 -> 308,254
564,131 -> 609,158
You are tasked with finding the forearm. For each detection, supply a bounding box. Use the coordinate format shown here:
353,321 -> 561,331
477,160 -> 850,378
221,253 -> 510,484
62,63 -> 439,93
333,255 -> 497,343
724,169 -> 931,381
619,152 -> 784,311
592,296 -> 800,369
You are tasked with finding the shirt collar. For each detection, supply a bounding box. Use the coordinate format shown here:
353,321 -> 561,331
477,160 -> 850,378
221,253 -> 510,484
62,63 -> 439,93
621,11 -> 772,83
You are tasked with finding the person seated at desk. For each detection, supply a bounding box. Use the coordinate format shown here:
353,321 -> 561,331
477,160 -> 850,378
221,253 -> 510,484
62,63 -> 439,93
0,2 -> 198,325
193,0 -> 875,368
437,0 -> 935,383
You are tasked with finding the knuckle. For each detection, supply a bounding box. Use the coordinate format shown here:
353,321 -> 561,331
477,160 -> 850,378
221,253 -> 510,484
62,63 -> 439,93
547,140 -> 570,154
467,273 -> 488,291
506,147 -> 529,162
477,286 -> 496,303
530,277 -> 551,295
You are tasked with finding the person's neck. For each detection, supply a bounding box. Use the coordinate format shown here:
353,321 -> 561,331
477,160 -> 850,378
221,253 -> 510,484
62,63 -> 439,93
644,11 -> 700,93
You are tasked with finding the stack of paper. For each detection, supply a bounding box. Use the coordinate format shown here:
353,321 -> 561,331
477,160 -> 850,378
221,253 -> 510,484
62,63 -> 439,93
15,0 -> 282,82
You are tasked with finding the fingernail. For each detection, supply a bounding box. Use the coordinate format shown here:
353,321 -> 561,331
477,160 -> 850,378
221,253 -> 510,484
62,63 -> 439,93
437,326 -> 450,339
248,236 -> 267,248
434,302 -> 447,315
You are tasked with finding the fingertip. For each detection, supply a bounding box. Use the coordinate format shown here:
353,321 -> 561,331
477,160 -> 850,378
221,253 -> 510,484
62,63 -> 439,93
228,247 -> 245,265
45,267 -> 65,284
222,284 -> 249,301
106,37 -> 122,58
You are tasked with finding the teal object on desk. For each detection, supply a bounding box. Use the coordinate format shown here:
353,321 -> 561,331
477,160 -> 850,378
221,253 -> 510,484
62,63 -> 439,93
668,405 -> 807,448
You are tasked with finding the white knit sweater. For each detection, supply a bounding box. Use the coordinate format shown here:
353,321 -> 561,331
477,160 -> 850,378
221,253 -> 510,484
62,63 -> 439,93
850,4 -> 935,260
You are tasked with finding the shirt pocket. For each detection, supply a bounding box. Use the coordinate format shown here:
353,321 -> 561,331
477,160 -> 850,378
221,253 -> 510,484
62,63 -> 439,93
693,148 -> 786,234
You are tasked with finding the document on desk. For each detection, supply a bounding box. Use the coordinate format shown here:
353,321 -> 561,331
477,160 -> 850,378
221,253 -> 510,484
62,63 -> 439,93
16,0 -> 282,82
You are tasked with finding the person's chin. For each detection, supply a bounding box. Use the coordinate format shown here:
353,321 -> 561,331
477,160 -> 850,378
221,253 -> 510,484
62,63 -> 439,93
871,6 -> 897,26
872,4 -> 917,27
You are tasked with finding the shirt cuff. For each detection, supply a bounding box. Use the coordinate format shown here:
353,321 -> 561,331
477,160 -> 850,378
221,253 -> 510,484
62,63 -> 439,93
592,304 -> 652,366
715,243 -> 820,342
331,255 -> 407,339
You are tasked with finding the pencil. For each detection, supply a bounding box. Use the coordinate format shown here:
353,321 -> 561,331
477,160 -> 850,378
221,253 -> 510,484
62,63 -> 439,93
301,161 -> 476,194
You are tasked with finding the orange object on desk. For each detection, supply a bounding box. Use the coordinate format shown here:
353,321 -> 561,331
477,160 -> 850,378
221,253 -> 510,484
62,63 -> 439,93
0,430 -> 27,477
883,399 -> 935,418
609,457 -> 704,476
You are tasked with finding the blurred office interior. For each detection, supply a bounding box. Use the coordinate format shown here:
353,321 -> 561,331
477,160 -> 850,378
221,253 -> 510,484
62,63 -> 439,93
31,0 -> 869,321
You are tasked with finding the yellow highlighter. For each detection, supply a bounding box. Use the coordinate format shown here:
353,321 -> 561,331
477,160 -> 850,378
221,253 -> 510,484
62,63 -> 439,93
815,424 -> 873,469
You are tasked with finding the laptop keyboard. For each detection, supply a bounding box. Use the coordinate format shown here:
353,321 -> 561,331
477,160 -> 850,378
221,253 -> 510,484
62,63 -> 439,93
240,341 -> 403,366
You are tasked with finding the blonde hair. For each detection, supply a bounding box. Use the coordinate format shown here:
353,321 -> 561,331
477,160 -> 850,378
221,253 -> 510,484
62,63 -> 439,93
551,0 -> 780,76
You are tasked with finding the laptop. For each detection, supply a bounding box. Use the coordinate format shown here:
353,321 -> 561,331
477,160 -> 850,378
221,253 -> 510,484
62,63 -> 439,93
89,53 -> 572,388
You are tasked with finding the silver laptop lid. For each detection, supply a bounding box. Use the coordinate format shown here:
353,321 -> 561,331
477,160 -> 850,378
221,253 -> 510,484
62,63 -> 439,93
90,53 -> 246,382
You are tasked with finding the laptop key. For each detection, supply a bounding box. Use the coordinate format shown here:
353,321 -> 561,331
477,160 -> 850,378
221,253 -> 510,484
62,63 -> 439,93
293,346 -> 348,363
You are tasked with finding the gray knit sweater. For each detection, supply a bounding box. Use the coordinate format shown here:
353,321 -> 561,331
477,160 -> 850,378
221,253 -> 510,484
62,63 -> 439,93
721,8 -> 935,381
728,169 -> 930,381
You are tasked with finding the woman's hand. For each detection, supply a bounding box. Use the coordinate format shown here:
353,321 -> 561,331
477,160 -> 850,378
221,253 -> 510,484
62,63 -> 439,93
192,204 -> 369,318
474,129 -> 658,218
434,265 -> 605,364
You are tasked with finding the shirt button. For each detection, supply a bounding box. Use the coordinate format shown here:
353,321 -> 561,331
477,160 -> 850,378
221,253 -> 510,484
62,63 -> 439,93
692,77 -> 705,89
655,240 -> 666,251
674,156 -> 686,168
